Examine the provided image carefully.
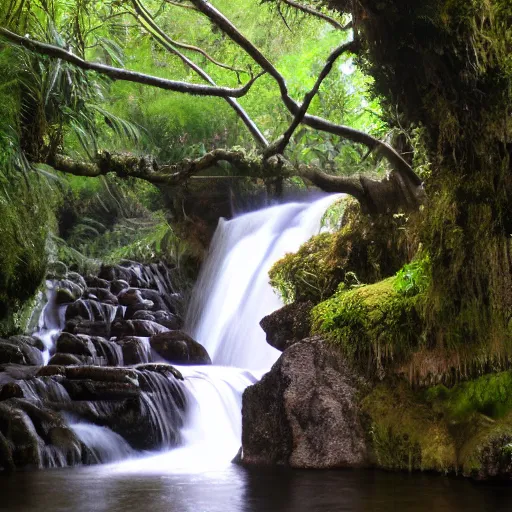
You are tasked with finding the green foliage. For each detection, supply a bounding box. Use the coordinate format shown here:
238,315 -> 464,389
394,255 -> 430,297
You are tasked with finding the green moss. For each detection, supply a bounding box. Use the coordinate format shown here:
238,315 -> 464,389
269,198 -> 414,304
363,372 -> 512,476
312,276 -> 424,372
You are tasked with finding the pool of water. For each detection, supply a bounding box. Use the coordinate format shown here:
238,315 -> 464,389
1,463 -> 511,512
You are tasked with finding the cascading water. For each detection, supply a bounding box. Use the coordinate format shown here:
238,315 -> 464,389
186,194 -> 341,371
113,194 -> 342,472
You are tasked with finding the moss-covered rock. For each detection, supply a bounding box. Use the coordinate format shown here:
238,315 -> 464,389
311,276 -> 424,376
363,372 -> 512,478
269,199 -> 415,304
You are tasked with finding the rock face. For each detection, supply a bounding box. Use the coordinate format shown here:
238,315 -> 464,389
150,331 -> 211,365
259,301 -> 313,351
241,336 -> 369,468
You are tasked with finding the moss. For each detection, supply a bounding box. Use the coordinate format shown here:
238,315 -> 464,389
311,276 -> 424,374
363,381 -> 456,472
269,198 -> 416,304
363,372 -> 512,476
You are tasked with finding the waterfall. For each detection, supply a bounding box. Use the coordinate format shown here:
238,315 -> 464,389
112,194 -> 341,472
186,194 -> 341,371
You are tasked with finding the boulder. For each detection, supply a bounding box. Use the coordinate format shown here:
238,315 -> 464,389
48,353 -> 83,366
115,337 -> 151,365
241,336 -> 369,468
150,331 -> 211,365
8,336 -> 45,352
85,288 -> 118,305
153,310 -> 182,330
259,301 -> 313,351
84,276 -> 110,289
111,279 -> 130,295
55,280 -> 83,304
55,333 -> 96,358
111,320 -> 168,338
117,288 -> 145,307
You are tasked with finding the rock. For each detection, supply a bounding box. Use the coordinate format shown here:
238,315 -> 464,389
124,302 -> 154,319
0,383 -> 24,400
131,311 -> 156,322
61,380 -> 140,401
65,300 -> 92,322
69,321 -> 111,338
48,353 -> 83,366
90,337 -> 124,366
55,280 -> 83,304
98,265 -> 131,283
241,337 -> 369,468
85,276 -> 110,289
56,333 -> 96,357
139,289 -> 169,312
111,279 -> 130,295
260,301 -> 313,351
9,336 -> 45,352
111,320 -> 168,338
153,310 -> 182,330
150,331 -> 211,365
0,341 -> 30,365
37,366 -> 66,377
135,363 -> 183,381
116,337 -> 151,365
66,272 -> 87,291
85,288 -> 119,305
117,288 -> 144,307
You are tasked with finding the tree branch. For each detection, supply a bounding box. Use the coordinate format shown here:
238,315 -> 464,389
131,0 -> 268,147
0,27 -> 263,98
189,0 -> 421,187
279,0 -> 348,31
266,39 -> 356,157
164,0 -> 199,11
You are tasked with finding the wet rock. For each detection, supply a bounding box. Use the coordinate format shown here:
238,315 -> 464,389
139,289 -> 169,312
0,342 -> 30,365
64,366 -> 138,383
117,288 -> 144,307
124,302 -> 154,320
85,276 -> 110,289
55,280 -> 83,304
48,353 -> 83,366
111,279 -> 130,295
111,320 -> 168,338
0,383 -> 24,400
115,337 -> 151,365
9,336 -> 45,352
131,311 -> 156,322
241,337 -> 369,468
65,299 -> 92,322
37,366 -> 66,377
66,272 -> 87,291
90,337 -> 124,366
85,288 -> 118,305
69,321 -> 111,338
62,380 -> 140,401
136,363 -> 183,381
153,310 -> 182,330
260,301 -> 313,351
56,333 -> 96,358
98,265 -> 131,283
150,331 -> 211,365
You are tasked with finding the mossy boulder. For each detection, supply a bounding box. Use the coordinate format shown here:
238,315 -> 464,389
311,276 -> 423,376
269,199 -> 415,304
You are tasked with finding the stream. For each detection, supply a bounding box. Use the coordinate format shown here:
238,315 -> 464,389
1,195 -> 511,510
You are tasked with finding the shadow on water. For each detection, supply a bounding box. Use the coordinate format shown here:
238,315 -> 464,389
1,464 -> 511,512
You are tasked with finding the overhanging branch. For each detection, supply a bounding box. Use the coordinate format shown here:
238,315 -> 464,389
189,0 -> 421,186
0,27 -> 263,98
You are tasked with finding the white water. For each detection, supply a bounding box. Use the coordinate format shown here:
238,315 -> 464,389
186,194 -> 341,371
112,194 -> 341,473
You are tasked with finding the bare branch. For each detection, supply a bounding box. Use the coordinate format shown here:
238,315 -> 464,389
189,0 -> 421,186
0,27 -> 263,98
267,39 -> 356,157
279,0 -> 348,31
131,0 -> 268,147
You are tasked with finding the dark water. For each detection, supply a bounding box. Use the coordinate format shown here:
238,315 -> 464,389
0,464 -> 511,512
